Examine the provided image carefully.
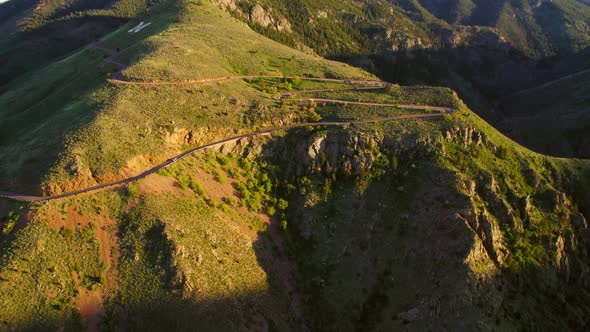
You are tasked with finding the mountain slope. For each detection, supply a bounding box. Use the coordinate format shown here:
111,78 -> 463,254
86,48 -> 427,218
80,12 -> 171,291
0,0 -> 165,89
213,0 -> 590,159
0,0 -> 589,331
497,67 -> 590,159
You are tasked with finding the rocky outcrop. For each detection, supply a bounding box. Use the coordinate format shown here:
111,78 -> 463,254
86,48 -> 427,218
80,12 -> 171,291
459,207 -> 507,265
369,27 -> 432,53
249,4 -> 273,27
444,126 -> 486,147
214,0 -> 292,32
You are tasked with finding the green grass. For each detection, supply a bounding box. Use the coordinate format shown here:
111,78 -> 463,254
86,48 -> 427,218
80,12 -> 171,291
0,219 -> 104,331
308,85 -> 459,107
0,0 -> 373,194
110,186 -> 291,330
0,0 -> 589,330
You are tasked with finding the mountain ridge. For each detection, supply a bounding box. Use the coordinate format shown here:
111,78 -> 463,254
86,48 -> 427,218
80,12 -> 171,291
0,0 -> 589,330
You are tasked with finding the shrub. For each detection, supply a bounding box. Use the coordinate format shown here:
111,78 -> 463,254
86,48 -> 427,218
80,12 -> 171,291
127,183 -> 140,198
267,206 -> 276,216
188,177 -> 206,196
222,197 -> 237,206
215,171 -> 227,184
177,174 -> 191,190
277,199 -> 289,211
216,155 -> 231,166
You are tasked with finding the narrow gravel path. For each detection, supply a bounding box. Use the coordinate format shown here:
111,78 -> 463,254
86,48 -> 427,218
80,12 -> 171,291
0,46 -> 457,202
0,112 -> 454,202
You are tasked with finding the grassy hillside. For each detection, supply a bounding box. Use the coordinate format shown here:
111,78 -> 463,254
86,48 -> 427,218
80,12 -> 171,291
211,0 -> 590,161
0,0 -> 589,331
0,0 -> 166,88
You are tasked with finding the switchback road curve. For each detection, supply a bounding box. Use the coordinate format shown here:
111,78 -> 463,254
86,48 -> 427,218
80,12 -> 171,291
0,46 -> 457,202
0,111 -> 454,202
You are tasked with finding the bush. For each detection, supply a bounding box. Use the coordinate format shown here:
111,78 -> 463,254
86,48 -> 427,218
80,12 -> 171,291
188,177 -> 206,196
266,206 -> 276,216
127,183 -> 140,198
216,155 -> 231,166
222,197 -> 237,206
215,171 -> 227,184
277,199 -> 289,211
177,174 -> 191,190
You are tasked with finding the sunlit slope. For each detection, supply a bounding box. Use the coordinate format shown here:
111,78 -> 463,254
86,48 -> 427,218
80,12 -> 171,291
0,0 -> 371,194
0,1 -> 178,193
0,0 -> 589,331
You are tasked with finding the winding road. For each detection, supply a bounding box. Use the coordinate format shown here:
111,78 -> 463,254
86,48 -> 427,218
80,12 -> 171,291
0,46 -> 457,202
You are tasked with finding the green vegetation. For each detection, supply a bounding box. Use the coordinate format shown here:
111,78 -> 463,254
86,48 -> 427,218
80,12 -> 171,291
230,0 -> 590,59
0,0 -> 589,330
310,86 -> 459,107
0,0 -> 370,194
0,219 -> 104,331
108,188 -> 292,330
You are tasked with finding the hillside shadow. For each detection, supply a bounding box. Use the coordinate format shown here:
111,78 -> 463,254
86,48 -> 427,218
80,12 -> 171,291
0,193 -> 293,331
2,287 -> 285,331
337,33 -> 590,159
251,126 -> 491,330
0,3 -> 179,194
0,16 -> 124,91
2,128 -> 589,331
250,126 -> 590,330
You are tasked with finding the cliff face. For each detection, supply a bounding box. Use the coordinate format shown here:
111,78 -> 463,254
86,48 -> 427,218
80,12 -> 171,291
256,115 -> 590,330
214,0 -> 292,32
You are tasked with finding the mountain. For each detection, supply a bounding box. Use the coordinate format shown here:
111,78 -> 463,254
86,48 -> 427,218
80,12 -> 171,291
218,0 -> 590,158
0,0 -> 589,331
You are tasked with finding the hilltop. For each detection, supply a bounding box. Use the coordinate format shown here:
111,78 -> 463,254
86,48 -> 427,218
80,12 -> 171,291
0,0 -> 589,331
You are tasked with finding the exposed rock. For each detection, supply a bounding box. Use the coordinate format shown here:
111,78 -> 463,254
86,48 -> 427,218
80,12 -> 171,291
316,10 -> 328,18
275,17 -> 292,32
460,180 -> 508,265
249,4 -> 273,27
216,0 -> 239,11
369,27 -> 432,53
215,0 -> 292,32
459,209 -> 506,265
445,126 -> 486,147
307,134 -> 326,161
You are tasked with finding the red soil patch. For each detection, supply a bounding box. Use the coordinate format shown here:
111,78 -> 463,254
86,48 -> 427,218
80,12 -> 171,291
44,205 -> 119,331
73,272 -> 104,332
194,166 -> 237,202
137,173 -> 191,197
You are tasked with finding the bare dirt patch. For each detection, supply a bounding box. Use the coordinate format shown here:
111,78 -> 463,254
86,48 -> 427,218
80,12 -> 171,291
120,154 -> 163,178
44,204 -> 120,331
194,166 -> 237,202
138,173 -> 192,197
73,272 -> 104,332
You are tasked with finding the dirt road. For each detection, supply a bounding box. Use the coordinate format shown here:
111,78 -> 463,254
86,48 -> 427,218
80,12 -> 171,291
0,46 -> 456,202
0,111 -> 454,202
